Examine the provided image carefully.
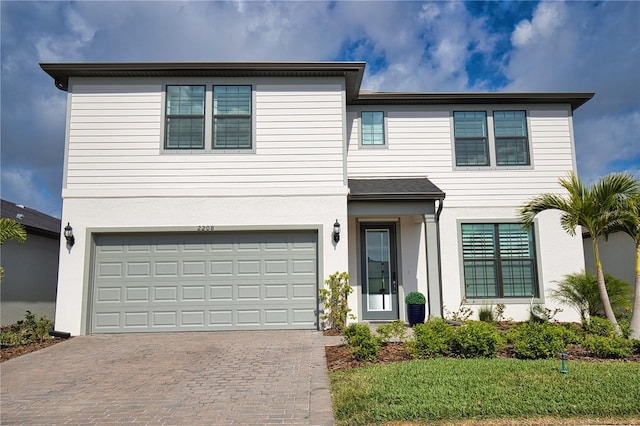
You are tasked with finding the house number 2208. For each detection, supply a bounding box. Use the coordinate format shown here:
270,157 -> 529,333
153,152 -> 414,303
197,226 -> 215,232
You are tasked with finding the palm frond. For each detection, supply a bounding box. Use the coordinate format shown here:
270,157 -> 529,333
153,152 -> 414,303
0,218 -> 27,245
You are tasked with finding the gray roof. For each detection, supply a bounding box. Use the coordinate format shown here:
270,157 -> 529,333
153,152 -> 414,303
41,61 -> 594,111
348,178 -> 445,201
1,199 -> 61,237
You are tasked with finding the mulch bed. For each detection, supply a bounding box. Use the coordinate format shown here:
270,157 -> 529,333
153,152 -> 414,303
325,342 -> 640,371
1,338 -> 67,363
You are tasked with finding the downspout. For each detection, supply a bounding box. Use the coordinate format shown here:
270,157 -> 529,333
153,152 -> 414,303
435,197 -> 444,317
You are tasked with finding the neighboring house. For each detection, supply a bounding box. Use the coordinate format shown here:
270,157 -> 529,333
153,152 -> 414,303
583,230 -> 635,287
1,199 -> 60,325
41,61 -> 592,335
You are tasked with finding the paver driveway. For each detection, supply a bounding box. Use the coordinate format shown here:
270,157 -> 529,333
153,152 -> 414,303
1,331 -> 336,425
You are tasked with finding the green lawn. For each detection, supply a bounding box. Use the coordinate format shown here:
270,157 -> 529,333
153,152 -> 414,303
329,358 -> 640,426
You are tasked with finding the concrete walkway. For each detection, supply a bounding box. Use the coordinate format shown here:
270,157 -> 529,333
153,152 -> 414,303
1,331 -> 340,425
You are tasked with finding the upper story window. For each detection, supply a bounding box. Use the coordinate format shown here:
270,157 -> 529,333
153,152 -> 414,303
453,111 -> 489,166
461,223 -> 538,299
494,111 -> 529,166
165,85 -> 205,149
453,110 -> 531,168
360,111 -> 386,147
213,85 -> 252,150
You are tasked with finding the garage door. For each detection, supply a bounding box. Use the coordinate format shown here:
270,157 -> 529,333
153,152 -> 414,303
91,231 -> 318,333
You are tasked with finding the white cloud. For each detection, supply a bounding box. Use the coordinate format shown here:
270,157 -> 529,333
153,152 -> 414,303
0,169 -> 59,218
511,2 -> 566,48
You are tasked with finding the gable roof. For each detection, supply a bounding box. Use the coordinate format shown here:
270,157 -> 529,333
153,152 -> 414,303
1,199 -> 61,238
40,61 -> 594,111
348,178 -> 445,201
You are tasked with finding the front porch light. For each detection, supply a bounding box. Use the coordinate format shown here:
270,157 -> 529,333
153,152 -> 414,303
333,219 -> 341,243
63,222 -> 75,246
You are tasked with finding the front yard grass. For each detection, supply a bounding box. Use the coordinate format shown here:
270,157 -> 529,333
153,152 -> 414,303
329,358 -> 640,425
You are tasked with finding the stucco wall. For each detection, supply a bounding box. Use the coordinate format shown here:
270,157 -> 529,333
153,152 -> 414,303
1,233 -> 59,325
56,195 -> 349,335
584,232 -> 635,287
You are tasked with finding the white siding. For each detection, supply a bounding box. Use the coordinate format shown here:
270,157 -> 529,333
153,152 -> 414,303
65,79 -> 346,197
347,106 -> 576,207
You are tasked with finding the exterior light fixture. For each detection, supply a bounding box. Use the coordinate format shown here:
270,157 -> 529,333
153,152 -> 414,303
333,219 -> 341,243
64,222 -> 75,246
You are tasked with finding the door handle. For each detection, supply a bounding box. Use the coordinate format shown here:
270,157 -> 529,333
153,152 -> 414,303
392,272 -> 398,294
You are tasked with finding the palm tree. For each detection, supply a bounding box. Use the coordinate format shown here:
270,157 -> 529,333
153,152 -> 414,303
609,191 -> 640,339
0,218 -> 27,282
519,172 -> 639,336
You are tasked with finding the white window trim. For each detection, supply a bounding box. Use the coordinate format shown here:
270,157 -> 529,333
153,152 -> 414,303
161,83 -> 256,154
358,110 -> 389,149
451,108 -> 534,170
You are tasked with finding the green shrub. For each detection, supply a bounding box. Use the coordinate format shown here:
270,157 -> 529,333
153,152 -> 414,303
450,321 -> 502,358
509,322 -> 566,359
406,317 -> 454,359
584,316 -> 615,337
550,271 -> 632,323
319,271 -> 353,331
631,339 -> 640,355
343,323 -> 381,362
558,322 -> 584,345
0,311 -> 52,347
376,320 -> 407,343
404,291 -> 426,305
583,335 -> 634,359
478,306 -> 494,323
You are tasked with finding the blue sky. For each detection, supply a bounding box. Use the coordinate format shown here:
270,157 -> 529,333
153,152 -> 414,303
1,0 -> 639,218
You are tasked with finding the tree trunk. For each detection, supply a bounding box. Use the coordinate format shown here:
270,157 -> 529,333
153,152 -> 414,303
593,240 -> 622,335
629,242 -> 640,340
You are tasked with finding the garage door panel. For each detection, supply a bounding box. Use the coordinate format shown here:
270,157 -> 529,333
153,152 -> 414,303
92,231 -> 317,333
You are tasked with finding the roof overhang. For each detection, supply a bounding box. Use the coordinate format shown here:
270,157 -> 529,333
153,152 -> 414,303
40,61 -> 366,101
351,92 -> 595,111
348,178 -> 445,201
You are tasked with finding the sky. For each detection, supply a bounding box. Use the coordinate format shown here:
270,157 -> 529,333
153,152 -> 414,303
1,0 -> 639,219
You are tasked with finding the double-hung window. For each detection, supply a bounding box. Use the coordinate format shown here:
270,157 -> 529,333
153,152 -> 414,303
213,85 -> 252,150
360,111 -> 386,147
165,85 -> 205,149
453,110 -> 530,167
453,111 -> 489,166
494,111 -> 529,166
461,223 -> 538,299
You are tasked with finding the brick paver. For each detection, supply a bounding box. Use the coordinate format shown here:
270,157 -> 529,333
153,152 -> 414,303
1,331 -> 337,425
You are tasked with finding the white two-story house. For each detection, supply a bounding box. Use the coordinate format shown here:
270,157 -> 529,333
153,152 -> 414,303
42,62 -> 592,335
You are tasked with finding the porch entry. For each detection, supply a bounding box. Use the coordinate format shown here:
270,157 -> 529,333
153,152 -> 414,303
360,223 -> 398,321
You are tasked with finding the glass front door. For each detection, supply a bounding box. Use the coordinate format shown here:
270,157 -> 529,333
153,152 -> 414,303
361,223 -> 398,320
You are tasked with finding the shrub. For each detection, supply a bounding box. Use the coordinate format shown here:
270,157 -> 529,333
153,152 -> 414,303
478,306 -> 494,323
319,272 -> 353,331
509,322 -> 566,359
584,316 -> 615,337
632,339 -> 640,355
0,311 -> 52,347
404,291 -> 426,305
444,301 -> 473,322
550,271 -> 632,323
583,335 -> 634,359
343,323 -> 381,362
450,321 -> 502,358
406,317 -> 454,359
376,320 -> 407,344
558,322 -> 584,345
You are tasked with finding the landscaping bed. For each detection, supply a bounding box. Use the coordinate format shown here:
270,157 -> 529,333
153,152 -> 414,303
326,341 -> 640,371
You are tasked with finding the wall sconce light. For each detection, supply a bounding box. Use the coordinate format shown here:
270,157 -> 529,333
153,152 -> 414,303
333,219 -> 341,243
64,222 -> 75,246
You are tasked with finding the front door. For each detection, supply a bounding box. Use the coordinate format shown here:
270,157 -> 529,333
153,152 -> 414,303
360,223 -> 398,321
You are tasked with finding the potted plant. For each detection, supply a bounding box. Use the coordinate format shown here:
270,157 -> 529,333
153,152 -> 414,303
405,291 -> 426,326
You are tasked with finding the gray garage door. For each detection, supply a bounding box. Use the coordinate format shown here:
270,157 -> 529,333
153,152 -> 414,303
91,231 -> 318,333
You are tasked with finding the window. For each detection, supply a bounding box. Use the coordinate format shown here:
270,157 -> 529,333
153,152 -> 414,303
494,111 -> 529,166
213,85 -> 252,149
361,111 -> 385,146
461,223 -> 538,298
453,111 -> 489,166
165,85 -> 205,149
